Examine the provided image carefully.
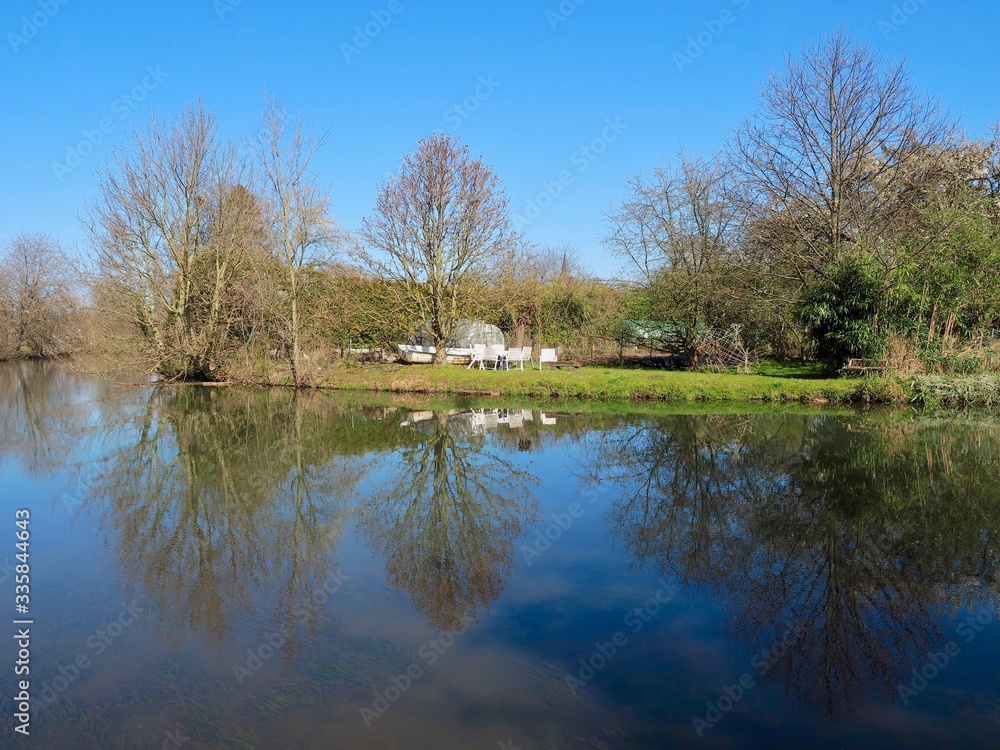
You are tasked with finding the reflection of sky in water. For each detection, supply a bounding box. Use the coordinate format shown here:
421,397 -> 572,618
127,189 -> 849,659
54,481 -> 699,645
0,362 -> 998,749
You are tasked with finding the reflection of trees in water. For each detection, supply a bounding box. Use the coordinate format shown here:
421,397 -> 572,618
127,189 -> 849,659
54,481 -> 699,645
359,411 -> 538,631
81,390 -> 543,638
0,361 -> 98,474
86,388 -> 371,640
584,412 -> 1000,717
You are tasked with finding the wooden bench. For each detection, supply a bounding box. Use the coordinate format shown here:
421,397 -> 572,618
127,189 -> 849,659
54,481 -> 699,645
538,348 -> 580,370
842,358 -> 887,375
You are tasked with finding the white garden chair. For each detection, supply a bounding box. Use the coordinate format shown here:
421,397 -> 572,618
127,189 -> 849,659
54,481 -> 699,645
492,345 -> 508,370
539,348 -> 558,370
467,344 -> 487,370
506,347 -> 528,371
483,345 -> 500,370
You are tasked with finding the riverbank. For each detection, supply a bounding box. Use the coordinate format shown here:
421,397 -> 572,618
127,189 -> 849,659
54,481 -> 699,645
302,363 -> 913,405
83,357 -> 1000,407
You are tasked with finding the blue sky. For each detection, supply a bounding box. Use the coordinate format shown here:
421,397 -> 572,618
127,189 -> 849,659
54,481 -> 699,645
2,0 -> 998,278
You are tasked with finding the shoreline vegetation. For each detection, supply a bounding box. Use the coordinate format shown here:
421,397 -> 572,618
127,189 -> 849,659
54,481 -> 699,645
149,361 -> 1000,408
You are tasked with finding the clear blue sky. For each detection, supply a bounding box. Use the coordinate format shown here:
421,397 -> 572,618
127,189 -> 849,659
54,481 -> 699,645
2,0 -> 998,278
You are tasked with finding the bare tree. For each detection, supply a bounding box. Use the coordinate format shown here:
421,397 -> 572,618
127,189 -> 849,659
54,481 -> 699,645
733,30 -> 951,281
249,95 -> 338,385
356,134 -> 521,364
603,152 -> 742,360
605,152 -> 738,283
85,102 -> 257,380
0,233 -> 77,359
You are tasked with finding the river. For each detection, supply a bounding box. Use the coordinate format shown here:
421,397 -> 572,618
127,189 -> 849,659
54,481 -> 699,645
1,361 -> 997,749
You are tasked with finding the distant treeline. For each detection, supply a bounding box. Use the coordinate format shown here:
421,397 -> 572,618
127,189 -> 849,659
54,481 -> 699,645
3,30 -> 999,380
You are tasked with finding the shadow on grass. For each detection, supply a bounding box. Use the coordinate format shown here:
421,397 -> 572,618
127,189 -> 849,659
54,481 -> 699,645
754,361 -> 831,380
589,356 -> 833,380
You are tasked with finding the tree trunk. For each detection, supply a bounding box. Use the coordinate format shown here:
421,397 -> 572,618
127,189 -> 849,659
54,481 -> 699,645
433,331 -> 448,365
290,293 -> 300,385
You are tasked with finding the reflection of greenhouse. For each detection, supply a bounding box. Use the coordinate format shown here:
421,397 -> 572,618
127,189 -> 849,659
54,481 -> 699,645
399,408 -> 559,438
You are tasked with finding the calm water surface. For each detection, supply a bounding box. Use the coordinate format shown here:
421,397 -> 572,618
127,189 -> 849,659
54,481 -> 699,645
1,362 -> 998,749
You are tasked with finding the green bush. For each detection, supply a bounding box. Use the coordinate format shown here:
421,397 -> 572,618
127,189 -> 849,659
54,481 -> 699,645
908,375 -> 1000,407
797,254 -> 888,371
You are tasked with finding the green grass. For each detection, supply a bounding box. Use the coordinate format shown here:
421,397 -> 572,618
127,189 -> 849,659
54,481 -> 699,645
313,362 -> 909,405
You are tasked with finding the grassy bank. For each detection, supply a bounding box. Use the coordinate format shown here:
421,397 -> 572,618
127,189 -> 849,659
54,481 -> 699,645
305,362 -> 913,405
906,375 -> 1000,408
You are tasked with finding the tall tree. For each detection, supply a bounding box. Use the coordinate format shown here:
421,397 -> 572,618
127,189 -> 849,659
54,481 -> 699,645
85,102 -> 257,380
733,30 -> 950,282
357,134 -> 521,364
604,154 -> 737,285
249,95 -> 337,386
